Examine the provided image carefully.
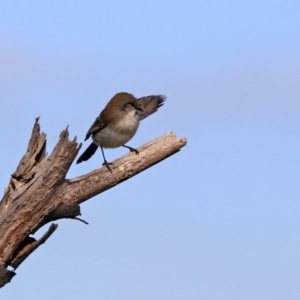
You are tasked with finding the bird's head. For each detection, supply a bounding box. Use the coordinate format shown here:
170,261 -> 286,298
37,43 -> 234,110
102,92 -> 146,123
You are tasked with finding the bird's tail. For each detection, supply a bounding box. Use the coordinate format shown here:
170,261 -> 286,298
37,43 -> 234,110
137,95 -> 166,120
76,142 -> 98,164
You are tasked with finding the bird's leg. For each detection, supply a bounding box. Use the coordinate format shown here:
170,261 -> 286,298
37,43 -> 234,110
100,147 -> 112,173
122,144 -> 139,154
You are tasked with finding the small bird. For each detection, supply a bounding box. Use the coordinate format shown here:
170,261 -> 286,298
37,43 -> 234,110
76,92 -> 166,171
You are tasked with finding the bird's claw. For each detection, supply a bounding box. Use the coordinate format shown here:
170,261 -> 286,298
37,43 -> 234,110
128,147 -> 139,154
102,161 -> 113,173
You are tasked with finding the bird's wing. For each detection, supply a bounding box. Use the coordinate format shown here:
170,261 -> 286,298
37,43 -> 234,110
137,95 -> 166,120
84,116 -> 107,141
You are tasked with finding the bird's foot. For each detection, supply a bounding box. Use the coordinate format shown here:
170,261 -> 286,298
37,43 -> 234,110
102,160 -> 113,173
128,147 -> 139,154
123,145 -> 139,155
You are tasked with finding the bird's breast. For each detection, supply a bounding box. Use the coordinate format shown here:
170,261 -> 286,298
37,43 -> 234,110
92,116 -> 139,148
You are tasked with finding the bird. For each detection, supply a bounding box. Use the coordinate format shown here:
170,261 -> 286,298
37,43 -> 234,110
76,92 -> 166,171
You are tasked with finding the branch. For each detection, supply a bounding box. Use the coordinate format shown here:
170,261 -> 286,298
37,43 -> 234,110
0,119 -> 187,287
0,266 -> 15,288
64,132 -> 187,204
11,223 -> 58,269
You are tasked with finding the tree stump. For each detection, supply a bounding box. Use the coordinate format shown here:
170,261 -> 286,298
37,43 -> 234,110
0,118 -> 187,288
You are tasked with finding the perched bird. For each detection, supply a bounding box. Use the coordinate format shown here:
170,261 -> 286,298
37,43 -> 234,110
76,92 -> 166,171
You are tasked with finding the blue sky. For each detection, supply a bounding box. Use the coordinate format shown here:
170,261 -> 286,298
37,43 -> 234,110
1,1 -> 300,299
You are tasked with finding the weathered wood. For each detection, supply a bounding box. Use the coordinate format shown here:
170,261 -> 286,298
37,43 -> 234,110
0,265 -> 15,288
0,119 -> 187,288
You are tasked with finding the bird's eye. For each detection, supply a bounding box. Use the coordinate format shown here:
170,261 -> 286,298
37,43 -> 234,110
128,103 -> 135,108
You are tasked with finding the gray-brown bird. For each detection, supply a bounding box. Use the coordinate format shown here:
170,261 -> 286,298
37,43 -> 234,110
76,92 -> 166,170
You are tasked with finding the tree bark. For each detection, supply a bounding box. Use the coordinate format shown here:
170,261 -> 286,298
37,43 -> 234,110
0,118 -> 187,288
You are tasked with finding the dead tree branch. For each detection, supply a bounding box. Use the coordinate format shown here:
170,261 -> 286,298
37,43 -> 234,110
0,118 -> 187,288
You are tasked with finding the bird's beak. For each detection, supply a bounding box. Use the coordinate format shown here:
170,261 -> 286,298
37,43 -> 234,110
136,106 -> 147,119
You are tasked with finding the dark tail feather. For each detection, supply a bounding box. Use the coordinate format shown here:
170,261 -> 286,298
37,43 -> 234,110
137,95 -> 166,120
76,142 -> 98,164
